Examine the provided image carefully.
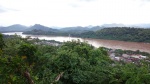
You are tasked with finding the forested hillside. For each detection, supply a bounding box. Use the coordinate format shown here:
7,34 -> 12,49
95,27 -> 150,42
0,34 -> 150,84
74,27 -> 150,42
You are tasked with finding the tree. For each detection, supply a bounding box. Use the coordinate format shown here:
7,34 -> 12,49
18,43 -> 37,65
49,41 -> 112,84
0,33 -> 5,50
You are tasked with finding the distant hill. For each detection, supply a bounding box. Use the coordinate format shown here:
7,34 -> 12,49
89,26 -> 104,31
25,24 -> 58,32
1,23 -> 150,33
101,23 -> 150,28
60,26 -> 90,33
0,24 -> 28,32
5,24 -> 148,43
74,27 -> 150,43
59,26 -> 105,33
129,24 -> 150,28
101,23 -> 126,27
23,26 -> 93,36
0,24 -> 58,32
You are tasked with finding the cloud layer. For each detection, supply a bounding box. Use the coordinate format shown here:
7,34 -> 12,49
0,6 -> 8,13
0,0 -> 150,27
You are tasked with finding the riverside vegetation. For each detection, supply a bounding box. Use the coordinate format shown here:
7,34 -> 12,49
0,33 -> 150,84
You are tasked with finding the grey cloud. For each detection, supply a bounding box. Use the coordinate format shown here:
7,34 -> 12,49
0,9 -> 6,13
0,6 -> 19,13
0,6 -> 7,13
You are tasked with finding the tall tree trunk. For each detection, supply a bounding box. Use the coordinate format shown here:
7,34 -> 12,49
24,71 -> 34,84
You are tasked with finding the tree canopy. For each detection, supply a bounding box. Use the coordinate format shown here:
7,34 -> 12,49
0,34 -> 150,84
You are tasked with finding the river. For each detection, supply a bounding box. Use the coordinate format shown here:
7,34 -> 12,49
2,32 -> 150,53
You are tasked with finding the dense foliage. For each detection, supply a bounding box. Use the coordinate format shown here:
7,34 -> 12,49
96,27 -> 150,42
0,34 -> 150,84
24,27 -> 150,43
75,27 -> 150,42
0,34 -> 5,49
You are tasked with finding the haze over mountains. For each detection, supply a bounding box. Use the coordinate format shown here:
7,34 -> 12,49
0,23 -> 150,32
0,24 -> 28,32
0,24 -> 103,32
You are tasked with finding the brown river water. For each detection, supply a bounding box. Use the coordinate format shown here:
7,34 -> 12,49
2,32 -> 150,53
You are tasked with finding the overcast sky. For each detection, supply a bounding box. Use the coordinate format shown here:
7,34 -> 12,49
0,0 -> 150,27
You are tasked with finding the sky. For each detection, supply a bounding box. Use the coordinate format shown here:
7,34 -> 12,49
0,0 -> 150,27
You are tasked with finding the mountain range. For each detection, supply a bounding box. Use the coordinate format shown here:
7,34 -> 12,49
0,23 -> 150,32
0,24 -> 28,32
0,24 -> 104,32
26,24 -> 57,32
